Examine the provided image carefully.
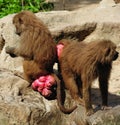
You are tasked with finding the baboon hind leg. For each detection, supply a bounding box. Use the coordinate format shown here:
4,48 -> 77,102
62,71 -> 84,106
23,61 -> 49,83
82,78 -> 94,116
76,76 -> 83,98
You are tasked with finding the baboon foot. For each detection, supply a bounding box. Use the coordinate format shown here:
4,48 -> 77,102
101,106 -> 112,110
86,108 -> 94,116
78,99 -> 85,106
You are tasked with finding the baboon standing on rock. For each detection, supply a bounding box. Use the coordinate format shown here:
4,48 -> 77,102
5,11 -> 76,114
59,40 -> 119,115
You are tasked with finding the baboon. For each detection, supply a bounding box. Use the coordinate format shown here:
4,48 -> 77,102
6,10 -> 57,83
59,40 -> 119,115
5,11 -> 76,114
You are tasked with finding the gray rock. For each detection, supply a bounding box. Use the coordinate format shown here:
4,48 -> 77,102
87,106 -> 120,125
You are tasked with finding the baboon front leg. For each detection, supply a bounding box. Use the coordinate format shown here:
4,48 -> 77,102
99,76 -> 112,110
62,71 -> 84,106
99,79 -> 108,106
98,69 -> 112,110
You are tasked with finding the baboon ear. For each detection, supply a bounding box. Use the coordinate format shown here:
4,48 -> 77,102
105,48 -> 110,57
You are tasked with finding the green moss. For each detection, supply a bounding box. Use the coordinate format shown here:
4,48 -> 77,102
0,0 -> 54,18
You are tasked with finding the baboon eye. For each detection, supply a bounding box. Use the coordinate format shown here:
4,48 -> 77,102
19,18 -> 23,24
105,48 -> 110,56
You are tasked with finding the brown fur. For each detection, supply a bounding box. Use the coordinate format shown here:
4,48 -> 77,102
58,39 -> 72,46
59,40 -> 119,115
5,11 -> 76,114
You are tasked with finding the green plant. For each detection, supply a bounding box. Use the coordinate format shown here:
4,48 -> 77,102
0,0 -> 54,18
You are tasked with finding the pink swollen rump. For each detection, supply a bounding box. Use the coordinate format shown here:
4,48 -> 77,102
32,75 -> 56,97
32,79 -> 45,91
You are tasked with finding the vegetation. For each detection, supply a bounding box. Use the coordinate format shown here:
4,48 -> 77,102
0,0 -> 54,18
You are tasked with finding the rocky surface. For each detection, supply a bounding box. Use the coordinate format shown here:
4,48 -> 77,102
0,0 -> 120,125
49,0 -> 101,10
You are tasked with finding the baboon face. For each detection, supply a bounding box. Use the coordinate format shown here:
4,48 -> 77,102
13,15 -> 24,35
112,50 -> 119,61
97,41 -> 119,63
13,11 -> 36,35
104,46 -> 119,62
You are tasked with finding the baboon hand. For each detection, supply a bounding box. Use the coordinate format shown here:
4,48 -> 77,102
86,108 -> 94,116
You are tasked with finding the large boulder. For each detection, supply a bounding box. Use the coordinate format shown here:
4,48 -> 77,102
46,0 -> 101,10
0,0 -> 120,124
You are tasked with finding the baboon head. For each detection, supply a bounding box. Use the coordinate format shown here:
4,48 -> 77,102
101,41 -> 118,63
13,11 -> 37,35
91,40 -> 119,64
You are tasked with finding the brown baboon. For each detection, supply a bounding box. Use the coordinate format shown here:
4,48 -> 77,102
5,11 -> 76,114
59,40 -> 119,115
6,10 -> 57,83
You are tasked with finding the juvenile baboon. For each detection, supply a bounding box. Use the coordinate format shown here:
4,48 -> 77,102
59,40 -> 119,115
5,11 -> 76,114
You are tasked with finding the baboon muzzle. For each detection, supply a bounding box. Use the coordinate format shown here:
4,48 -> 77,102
113,51 -> 119,61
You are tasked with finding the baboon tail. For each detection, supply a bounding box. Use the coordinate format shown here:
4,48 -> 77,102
58,102 -> 77,114
52,73 -> 77,114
